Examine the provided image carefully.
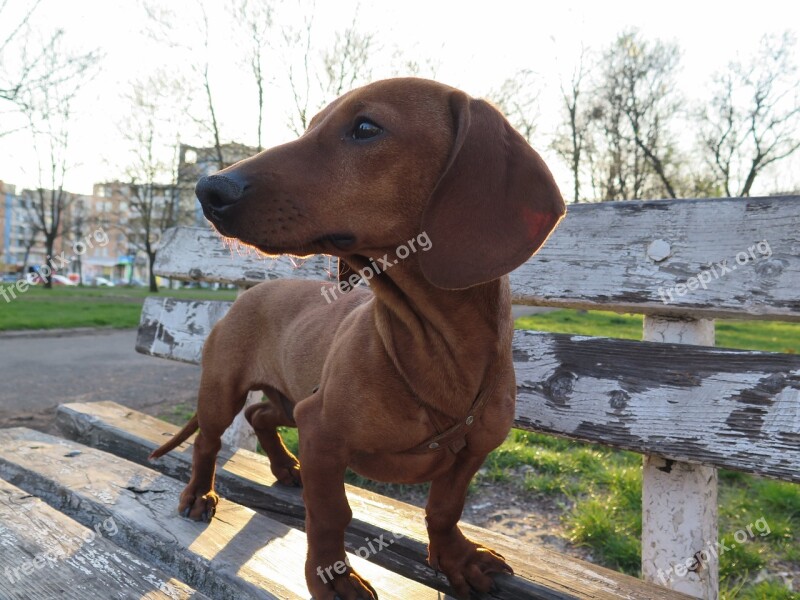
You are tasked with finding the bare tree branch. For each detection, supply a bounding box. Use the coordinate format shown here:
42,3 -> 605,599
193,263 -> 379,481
489,69 -> 540,145
700,31 -> 800,196
553,48 -> 591,203
18,32 -> 100,288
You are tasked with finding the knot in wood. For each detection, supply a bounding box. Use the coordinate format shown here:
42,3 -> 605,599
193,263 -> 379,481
609,390 -> 629,409
545,370 -> 576,405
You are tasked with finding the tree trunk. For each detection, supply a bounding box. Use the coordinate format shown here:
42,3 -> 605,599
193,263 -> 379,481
43,236 -> 55,289
148,251 -> 158,293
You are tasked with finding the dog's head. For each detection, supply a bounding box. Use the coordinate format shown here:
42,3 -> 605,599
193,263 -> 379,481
196,77 -> 565,289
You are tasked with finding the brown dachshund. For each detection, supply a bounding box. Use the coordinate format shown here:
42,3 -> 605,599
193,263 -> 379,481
150,77 -> 565,599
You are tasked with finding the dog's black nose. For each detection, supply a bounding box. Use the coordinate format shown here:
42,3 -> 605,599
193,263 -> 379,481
195,174 -> 247,210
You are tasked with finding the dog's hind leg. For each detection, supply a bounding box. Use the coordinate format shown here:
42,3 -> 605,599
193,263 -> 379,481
245,388 -> 302,486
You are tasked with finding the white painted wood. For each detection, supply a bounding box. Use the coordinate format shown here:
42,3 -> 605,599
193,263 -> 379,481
514,196 -> 800,320
136,298 -> 800,482
154,226 -> 335,285
135,296 -> 230,364
641,316 -> 718,599
154,196 -> 800,320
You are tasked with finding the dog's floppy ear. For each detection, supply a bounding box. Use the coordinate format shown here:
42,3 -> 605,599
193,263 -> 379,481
419,91 -> 566,289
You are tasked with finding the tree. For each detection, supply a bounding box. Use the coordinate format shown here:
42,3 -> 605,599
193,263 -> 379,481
19,35 -> 99,288
321,13 -> 375,98
700,32 -> 800,197
489,69 -> 540,144
230,0 -> 273,152
1,1 -> 96,136
552,49 -> 592,203
279,4 -> 376,135
143,1 -> 228,168
587,30 -> 684,201
119,76 -> 193,292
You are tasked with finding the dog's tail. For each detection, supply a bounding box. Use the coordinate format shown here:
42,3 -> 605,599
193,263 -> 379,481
149,414 -> 199,460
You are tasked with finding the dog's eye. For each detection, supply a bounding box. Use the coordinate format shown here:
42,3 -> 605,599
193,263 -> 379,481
352,118 -> 383,141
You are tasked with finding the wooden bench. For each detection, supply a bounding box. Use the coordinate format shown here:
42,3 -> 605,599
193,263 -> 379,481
2,195 -> 797,599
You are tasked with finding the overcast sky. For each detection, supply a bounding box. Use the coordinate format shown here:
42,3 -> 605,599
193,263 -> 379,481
1,0 -> 798,195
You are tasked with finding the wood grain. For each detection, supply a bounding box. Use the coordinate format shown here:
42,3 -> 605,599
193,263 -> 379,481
55,401 -> 692,600
0,478 -> 208,600
154,226 -> 335,286
0,428 -> 457,600
154,196 -> 800,320
136,298 -> 800,480
513,329 -> 800,483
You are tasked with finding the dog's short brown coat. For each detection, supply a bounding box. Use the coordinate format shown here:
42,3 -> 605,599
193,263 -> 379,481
152,78 -> 565,599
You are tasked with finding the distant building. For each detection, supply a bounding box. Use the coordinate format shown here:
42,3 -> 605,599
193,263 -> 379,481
0,182 -> 133,281
177,143 -> 258,225
93,180 -> 193,282
0,140 -> 258,278
0,181 -> 47,274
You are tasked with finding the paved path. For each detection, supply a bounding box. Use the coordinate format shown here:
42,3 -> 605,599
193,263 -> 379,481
0,328 -> 200,432
0,308 -> 553,432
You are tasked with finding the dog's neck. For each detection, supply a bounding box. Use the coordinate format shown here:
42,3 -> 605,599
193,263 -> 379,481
344,254 -> 513,418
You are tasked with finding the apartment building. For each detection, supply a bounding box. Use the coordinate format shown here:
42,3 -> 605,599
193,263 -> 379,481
0,183 -> 133,281
0,139 -> 258,280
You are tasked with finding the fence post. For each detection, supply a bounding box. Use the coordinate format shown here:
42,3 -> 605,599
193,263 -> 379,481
220,286 -> 259,452
642,315 -> 718,599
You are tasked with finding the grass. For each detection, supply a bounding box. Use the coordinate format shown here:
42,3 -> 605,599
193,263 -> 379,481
8,288 -> 797,597
511,311 -> 798,597
515,309 -> 800,354
273,311 -> 799,597
0,284 -> 237,331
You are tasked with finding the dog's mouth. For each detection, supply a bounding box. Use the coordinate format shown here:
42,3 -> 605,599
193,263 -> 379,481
202,199 -> 357,256
232,233 -> 355,258
253,233 -> 357,256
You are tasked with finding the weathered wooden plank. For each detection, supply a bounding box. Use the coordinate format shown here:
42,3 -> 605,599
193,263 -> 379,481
136,296 -> 231,364
0,428 -> 458,600
56,401 -> 692,600
0,477 -> 208,600
512,196 -> 800,320
136,298 -> 800,480
155,196 -> 800,320
513,329 -> 800,482
154,226 -> 335,286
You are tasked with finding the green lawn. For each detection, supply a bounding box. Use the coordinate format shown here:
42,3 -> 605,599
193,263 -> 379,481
0,284 -> 237,331
5,288 -> 798,598
515,309 -> 800,354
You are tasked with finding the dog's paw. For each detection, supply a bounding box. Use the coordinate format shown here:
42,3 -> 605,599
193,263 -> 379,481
308,568 -> 378,600
428,535 -> 512,599
178,488 -> 219,523
271,457 -> 302,487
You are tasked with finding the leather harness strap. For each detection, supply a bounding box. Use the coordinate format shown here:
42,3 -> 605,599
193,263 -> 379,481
405,377 -> 500,455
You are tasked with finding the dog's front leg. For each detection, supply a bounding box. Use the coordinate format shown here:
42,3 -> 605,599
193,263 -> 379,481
297,408 -> 378,600
425,454 -> 513,598
178,429 -> 221,522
